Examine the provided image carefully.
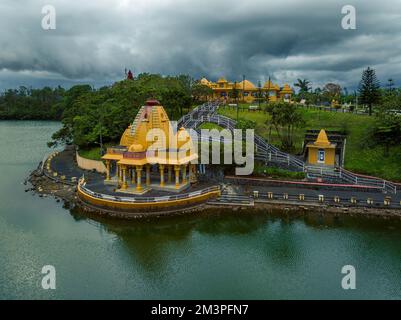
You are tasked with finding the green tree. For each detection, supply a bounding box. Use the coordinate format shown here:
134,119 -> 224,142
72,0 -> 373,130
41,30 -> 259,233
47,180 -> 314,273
323,83 -> 342,103
368,114 -> 401,157
235,119 -> 256,130
358,67 -> 381,116
266,102 -> 305,152
191,83 -> 212,103
294,78 -> 311,98
49,75 -> 193,148
380,88 -> 401,113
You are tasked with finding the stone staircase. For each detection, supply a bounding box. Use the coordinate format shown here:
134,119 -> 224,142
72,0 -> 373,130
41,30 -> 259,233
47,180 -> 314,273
151,108 -> 161,130
209,193 -> 254,206
130,106 -> 145,137
209,184 -> 254,206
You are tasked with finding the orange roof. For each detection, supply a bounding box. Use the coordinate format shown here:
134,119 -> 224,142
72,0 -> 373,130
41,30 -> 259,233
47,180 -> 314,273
280,83 -> 293,94
263,80 -> 280,90
314,129 -> 331,147
238,79 -> 256,90
200,78 -> 210,86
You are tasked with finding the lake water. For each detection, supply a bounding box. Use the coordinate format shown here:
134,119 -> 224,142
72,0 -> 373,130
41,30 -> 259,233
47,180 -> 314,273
0,121 -> 400,300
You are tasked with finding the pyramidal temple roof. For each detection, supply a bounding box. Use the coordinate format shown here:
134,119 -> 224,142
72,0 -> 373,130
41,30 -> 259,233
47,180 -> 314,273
314,129 -> 331,147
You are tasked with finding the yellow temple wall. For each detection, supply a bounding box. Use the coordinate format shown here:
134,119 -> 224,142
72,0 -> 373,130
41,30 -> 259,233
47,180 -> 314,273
307,147 -> 335,166
77,183 -> 221,210
76,152 -> 107,174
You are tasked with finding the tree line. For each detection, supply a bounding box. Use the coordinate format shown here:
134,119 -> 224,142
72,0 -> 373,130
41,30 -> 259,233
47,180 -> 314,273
0,86 -> 66,120
292,68 -> 401,157
47,74 -> 211,148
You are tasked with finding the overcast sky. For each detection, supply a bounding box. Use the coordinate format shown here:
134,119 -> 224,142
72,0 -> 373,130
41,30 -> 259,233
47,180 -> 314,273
1,0 -> 401,91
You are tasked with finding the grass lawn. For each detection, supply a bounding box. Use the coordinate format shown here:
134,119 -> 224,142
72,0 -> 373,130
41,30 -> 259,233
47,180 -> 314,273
218,105 -> 401,181
78,142 -> 115,161
78,147 -> 103,161
198,122 -> 225,130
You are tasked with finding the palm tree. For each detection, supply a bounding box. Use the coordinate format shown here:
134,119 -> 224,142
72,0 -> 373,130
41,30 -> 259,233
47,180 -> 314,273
294,79 -> 311,98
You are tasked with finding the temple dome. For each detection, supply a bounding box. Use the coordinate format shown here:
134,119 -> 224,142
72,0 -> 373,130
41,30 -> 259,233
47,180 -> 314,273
280,83 -> 293,94
263,80 -> 279,90
200,78 -> 210,86
128,144 -> 144,152
238,80 -> 256,90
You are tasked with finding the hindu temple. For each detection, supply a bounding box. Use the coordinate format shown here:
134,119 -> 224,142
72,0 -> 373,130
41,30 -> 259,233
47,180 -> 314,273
101,99 -> 198,194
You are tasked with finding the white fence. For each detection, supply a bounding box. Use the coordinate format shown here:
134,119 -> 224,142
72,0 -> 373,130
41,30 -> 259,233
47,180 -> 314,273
306,166 -> 398,194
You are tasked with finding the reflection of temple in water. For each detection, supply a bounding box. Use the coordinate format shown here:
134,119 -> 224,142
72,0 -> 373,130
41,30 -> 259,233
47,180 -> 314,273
70,208 -> 270,277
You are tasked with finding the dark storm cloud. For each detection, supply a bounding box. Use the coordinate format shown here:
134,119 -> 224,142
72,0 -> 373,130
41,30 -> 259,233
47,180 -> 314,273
1,0 -> 401,90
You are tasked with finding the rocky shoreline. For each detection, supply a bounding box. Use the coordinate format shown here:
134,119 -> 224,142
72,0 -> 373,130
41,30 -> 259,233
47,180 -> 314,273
28,165 -> 78,207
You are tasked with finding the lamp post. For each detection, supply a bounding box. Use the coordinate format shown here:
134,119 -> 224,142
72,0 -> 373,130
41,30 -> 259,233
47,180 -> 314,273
242,74 -> 245,103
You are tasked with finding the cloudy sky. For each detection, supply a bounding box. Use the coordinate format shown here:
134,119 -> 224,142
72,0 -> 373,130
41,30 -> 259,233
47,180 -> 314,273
1,0 -> 401,91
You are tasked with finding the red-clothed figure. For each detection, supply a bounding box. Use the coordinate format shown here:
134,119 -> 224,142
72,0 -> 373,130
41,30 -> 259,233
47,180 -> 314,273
127,69 -> 133,80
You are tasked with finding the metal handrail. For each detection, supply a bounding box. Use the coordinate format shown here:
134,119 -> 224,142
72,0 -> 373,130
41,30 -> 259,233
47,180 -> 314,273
178,103 -> 398,194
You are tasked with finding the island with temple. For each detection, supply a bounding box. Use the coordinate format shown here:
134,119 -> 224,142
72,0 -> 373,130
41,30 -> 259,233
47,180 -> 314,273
28,74 -> 401,219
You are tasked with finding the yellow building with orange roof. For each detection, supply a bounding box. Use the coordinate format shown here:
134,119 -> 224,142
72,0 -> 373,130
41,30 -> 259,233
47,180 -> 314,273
280,84 -> 293,101
199,77 -> 293,103
263,80 -> 281,102
102,99 -> 198,194
306,129 -> 336,166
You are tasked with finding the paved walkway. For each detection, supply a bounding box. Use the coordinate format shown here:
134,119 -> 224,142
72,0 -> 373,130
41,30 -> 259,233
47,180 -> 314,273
228,181 -> 401,209
48,147 -> 217,198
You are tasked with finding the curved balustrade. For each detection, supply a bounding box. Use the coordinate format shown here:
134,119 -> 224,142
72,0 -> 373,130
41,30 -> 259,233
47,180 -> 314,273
78,178 -> 220,204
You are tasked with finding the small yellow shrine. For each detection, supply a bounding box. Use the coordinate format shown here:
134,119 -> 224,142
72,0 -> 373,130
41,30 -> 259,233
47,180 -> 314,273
102,99 -> 198,194
199,77 -> 293,103
306,129 -> 336,166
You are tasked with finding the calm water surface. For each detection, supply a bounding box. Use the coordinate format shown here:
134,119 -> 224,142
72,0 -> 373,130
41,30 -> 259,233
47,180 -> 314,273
0,121 -> 400,299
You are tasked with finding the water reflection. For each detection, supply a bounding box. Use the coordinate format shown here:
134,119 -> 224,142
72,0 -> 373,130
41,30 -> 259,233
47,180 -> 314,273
69,206 -> 401,282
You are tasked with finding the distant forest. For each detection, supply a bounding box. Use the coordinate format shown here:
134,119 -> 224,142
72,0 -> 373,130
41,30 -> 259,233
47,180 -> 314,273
0,85 -> 66,120
0,74 -> 212,148
0,73 -> 208,121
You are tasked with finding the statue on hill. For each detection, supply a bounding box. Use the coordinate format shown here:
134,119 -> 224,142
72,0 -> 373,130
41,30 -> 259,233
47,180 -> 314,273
127,69 -> 134,80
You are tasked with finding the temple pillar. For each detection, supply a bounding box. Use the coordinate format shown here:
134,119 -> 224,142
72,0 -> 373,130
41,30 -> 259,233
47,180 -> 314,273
121,166 -> 128,189
168,165 -> 172,183
174,165 -> 180,189
159,164 -> 165,187
131,167 -> 136,185
136,166 -> 142,191
105,160 -> 111,181
190,164 -> 197,183
146,164 -> 151,186
117,164 -> 122,184
182,164 -> 187,184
